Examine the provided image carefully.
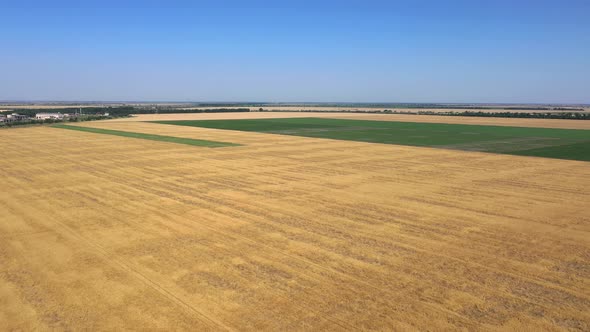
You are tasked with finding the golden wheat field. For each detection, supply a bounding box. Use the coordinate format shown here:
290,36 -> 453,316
1,114 -> 589,331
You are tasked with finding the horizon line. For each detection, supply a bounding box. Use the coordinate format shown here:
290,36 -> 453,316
1,100 -> 589,106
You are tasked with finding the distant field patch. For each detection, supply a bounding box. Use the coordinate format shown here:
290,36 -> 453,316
153,118 -> 590,161
53,124 -> 239,148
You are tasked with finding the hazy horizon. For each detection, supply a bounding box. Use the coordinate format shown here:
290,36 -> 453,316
1,0 -> 589,103
1,100 -> 589,107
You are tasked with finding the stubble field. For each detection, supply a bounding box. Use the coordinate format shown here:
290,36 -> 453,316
1,113 -> 589,331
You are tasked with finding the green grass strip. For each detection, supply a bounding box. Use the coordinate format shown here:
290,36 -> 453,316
52,124 -> 239,148
153,118 -> 590,161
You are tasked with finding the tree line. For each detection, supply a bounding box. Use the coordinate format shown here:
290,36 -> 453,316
413,110 -> 590,120
7,107 -> 250,117
258,108 -> 590,120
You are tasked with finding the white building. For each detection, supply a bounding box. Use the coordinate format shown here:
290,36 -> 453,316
6,113 -> 29,122
36,112 -> 65,120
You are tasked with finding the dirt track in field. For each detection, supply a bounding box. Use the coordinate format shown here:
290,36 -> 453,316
114,112 -> 590,130
1,117 -> 589,330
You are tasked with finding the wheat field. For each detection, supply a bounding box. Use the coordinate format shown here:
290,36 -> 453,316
1,115 -> 589,330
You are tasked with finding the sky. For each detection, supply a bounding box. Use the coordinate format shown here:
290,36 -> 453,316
1,0 -> 589,103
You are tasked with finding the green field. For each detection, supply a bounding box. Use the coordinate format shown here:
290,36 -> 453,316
53,124 -> 239,148
153,118 -> 590,161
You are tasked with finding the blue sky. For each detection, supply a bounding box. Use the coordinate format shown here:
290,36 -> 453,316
1,0 -> 589,103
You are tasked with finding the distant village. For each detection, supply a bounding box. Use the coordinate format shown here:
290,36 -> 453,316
0,110 -> 110,125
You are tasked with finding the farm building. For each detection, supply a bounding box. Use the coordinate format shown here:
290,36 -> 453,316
36,112 -> 66,120
5,113 -> 29,122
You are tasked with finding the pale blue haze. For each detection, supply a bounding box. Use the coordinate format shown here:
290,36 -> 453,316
1,0 -> 589,103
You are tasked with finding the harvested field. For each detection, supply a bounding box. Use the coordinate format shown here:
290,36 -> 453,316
1,116 -> 589,330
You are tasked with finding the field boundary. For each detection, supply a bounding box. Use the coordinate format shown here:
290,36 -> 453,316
52,124 -> 240,148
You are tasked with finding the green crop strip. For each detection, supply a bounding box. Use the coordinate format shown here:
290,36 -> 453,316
53,124 -> 239,148
153,118 -> 590,161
